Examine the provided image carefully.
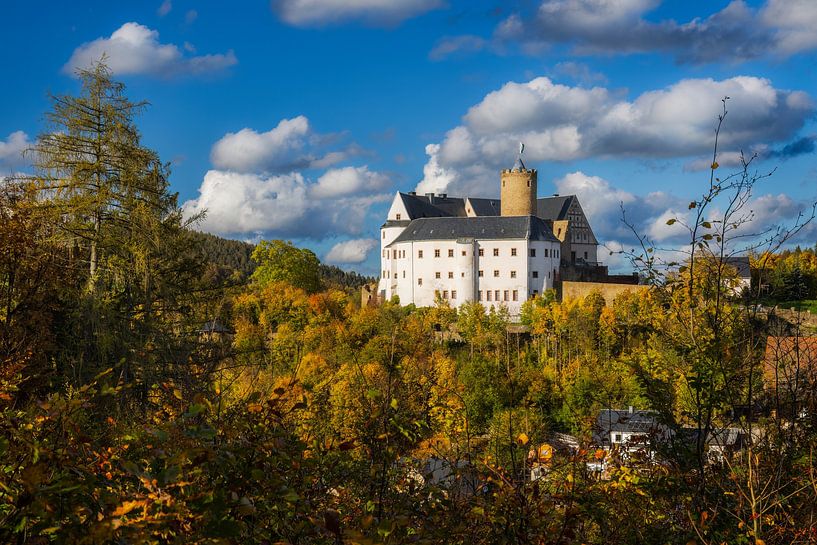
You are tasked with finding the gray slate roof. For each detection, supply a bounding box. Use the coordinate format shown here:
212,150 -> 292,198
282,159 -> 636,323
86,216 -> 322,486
595,409 -> 662,434
466,197 -> 501,216
388,215 -> 560,246
398,192 -> 580,222
723,256 -> 751,279
400,193 -> 466,219
536,195 -> 574,221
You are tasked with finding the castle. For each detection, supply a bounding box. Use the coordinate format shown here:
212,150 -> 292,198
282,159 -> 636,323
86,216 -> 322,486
377,155 -> 603,315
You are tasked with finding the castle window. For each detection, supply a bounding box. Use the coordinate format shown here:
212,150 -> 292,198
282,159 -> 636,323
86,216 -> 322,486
479,270 -> 484,277
418,250 -> 423,258
503,290 -> 509,301
448,249 -> 454,257
544,249 -> 549,257
513,290 -> 518,301
451,290 -> 457,300
403,271 -> 405,278
462,250 -> 467,256
461,272 -> 465,277
493,270 -> 499,277
532,271 -> 538,278
443,290 -> 448,299
394,273 -> 397,279
478,291 -> 483,301
448,272 -> 454,279
530,249 -> 536,257
382,231 -> 385,239
487,291 -> 492,301
435,249 -> 440,258
584,251 -> 588,260
396,214 -> 401,220
479,248 -> 484,257
436,272 -> 441,279
510,271 -> 517,278
511,248 -> 517,256
495,290 -> 500,301
418,278 -> 423,286
493,248 -> 499,257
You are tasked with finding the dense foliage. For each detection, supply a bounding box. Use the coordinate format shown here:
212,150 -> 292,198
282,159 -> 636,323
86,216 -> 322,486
1,65 -> 815,544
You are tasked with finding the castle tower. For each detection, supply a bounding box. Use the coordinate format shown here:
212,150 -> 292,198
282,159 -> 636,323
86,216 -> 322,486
500,145 -> 537,216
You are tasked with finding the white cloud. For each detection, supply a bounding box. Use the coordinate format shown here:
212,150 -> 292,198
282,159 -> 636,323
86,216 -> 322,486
0,131 -> 31,171
492,0 -> 817,63
64,22 -> 237,77
210,116 -> 364,174
271,0 -> 442,27
311,166 -> 389,198
185,115 -> 391,240
760,0 -> 817,55
182,169 -> 390,238
416,75 -> 813,196
325,238 -> 378,263
210,116 -> 312,173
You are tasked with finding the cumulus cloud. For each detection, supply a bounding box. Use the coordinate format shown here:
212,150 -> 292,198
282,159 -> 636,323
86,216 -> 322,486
184,116 -> 391,242
64,22 -> 237,77
417,75 -> 813,196
182,170 -> 390,238
543,171 -> 816,274
492,0 -> 817,63
271,0 -> 442,27
210,116 -> 363,174
0,131 -> 31,171
325,238 -> 378,263
311,166 -> 389,198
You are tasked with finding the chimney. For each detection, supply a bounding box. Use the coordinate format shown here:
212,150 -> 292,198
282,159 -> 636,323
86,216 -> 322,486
425,192 -> 435,204
439,193 -> 447,198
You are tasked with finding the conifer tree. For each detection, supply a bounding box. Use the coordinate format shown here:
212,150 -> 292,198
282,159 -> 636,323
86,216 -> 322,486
28,61 -> 205,394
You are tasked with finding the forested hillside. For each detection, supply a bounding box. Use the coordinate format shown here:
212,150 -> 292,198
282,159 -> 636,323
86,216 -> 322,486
1,63 -> 816,545
191,230 -> 373,289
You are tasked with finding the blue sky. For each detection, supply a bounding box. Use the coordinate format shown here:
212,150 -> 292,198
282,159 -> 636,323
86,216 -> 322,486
1,0 -> 816,273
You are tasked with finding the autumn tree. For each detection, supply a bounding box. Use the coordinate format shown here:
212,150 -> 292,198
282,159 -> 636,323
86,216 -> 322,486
251,239 -> 322,293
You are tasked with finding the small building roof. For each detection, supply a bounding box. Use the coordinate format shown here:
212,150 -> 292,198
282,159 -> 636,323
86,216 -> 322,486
387,215 -> 560,246
723,256 -> 751,278
594,408 -> 661,434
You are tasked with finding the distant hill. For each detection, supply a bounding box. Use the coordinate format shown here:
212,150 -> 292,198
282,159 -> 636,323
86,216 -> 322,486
191,231 -> 374,289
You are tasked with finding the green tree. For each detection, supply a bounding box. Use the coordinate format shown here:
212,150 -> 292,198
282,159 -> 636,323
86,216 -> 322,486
251,240 -> 321,293
27,61 -> 209,396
